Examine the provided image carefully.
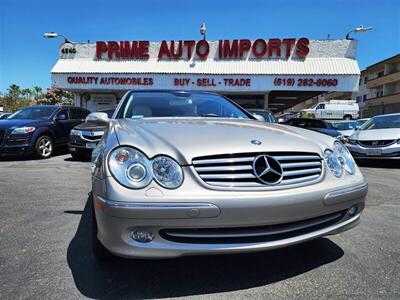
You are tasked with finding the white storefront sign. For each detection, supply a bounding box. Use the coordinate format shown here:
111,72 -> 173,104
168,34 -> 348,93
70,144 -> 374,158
53,73 -> 359,92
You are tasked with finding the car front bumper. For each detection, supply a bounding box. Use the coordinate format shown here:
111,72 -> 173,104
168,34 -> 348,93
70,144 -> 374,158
92,174 -> 368,258
346,142 -> 400,159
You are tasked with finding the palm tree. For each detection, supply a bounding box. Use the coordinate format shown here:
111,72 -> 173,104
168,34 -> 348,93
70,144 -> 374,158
33,86 -> 43,99
7,84 -> 21,107
22,88 -> 32,100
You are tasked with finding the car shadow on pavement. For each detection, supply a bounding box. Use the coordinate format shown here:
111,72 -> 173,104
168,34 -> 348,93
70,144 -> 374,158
67,196 -> 344,299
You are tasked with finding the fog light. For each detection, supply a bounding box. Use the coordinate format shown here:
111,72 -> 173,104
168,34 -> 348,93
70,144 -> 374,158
348,206 -> 357,216
131,230 -> 154,243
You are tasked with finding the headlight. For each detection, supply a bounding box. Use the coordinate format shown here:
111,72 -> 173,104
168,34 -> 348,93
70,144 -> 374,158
152,156 -> 183,189
324,141 -> 356,177
108,147 -> 152,189
333,141 -> 356,175
70,129 -> 81,136
346,138 -> 357,145
323,150 -> 343,177
11,127 -> 35,135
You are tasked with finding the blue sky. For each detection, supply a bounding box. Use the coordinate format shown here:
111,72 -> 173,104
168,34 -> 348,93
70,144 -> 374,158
0,0 -> 399,92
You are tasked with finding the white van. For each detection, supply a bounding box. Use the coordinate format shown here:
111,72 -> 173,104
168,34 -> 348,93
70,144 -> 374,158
301,100 -> 359,120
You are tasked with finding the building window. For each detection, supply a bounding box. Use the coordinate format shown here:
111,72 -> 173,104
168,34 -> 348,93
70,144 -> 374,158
356,96 -> 362,102
377,71 -> 384,77
363,95 -> 367,101
364,76 -> 369,84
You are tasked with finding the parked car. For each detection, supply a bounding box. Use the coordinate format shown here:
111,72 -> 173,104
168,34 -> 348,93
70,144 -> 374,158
0,105 -> 90,158
69,108 -> 115,160
247,109 -> 276,123
0,113 -> 11,119
346,113 -> 400,159
276,112 -> 297,123
90,90 -> 367,260
285,118 -> 342,138
330,120 -> 358,138
300,100 -> 359,120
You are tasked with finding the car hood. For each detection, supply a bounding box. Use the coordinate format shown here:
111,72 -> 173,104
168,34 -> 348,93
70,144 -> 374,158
0,119 -> 47,130
114,118 -> 334,165
351,128 -> 400,140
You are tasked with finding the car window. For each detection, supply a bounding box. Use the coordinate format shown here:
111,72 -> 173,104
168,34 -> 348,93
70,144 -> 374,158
8,106 -> 58,120
316,104 -> 325,110
121,92 -> 250,119
56,109 -> 70,120
70,108 -> 89,120
332,122 -> 356,130
361,115 -> 400,130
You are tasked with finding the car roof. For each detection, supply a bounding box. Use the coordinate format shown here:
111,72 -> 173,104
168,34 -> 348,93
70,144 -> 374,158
26,105 -> 87,109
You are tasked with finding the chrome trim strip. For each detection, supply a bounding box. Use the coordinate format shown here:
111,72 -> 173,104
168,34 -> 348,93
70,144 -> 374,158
280,174 -> 320,185
274,155 -> 321,161
206,181 -> 265,187
283,168 -> 321,177
196,165 -> 253,172
325,182 -> 368,199
193,157 -> 254,165
281,161 -> 322,169
96,196 -> 217,210
199,173 -> 256,180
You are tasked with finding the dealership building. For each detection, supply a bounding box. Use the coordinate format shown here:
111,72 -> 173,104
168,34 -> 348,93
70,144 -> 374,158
51,38 -> 360,112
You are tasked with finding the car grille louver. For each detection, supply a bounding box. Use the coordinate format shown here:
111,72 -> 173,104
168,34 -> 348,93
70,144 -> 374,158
192,152 -> 322,189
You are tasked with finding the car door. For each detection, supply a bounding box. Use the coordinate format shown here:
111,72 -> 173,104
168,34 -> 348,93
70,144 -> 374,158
52,108 -> 74,145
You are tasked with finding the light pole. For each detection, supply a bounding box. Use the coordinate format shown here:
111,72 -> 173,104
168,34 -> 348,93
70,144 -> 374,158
200,22 -> 206,40
43,32 -> 74,43
345,25 -> 373,40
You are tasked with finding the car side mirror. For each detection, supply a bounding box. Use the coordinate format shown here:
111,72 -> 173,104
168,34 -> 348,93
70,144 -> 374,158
252,113 -> 265,122
86,112 -> 110,125
54,114 -> 67,121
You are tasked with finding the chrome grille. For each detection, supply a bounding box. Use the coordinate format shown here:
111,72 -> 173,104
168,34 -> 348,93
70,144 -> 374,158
192,152 -> 323,189
358,140 -> 396,147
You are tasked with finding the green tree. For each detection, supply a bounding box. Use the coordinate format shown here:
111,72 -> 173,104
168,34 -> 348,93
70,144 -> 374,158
33,86 -> 43,99
21,88 -> 32,100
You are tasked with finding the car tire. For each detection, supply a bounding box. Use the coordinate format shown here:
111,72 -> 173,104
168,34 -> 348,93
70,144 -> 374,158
90,194 -> 112,260
34,135 -> 54,159
343,115 -> 352,120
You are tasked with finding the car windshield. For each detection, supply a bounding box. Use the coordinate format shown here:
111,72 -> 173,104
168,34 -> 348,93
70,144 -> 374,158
355,119 -> 368,128
7,106 -> 58,120
332,121 -> 356,130
121,92 -> 250,119
361,115 -> 400,130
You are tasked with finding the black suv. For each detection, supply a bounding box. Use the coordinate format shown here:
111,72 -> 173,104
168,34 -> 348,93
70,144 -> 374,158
0,105 -> 90,158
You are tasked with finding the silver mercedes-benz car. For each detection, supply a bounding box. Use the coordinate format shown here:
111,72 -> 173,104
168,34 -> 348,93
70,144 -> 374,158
346,113 -> 400,160
90,90 -> 367,260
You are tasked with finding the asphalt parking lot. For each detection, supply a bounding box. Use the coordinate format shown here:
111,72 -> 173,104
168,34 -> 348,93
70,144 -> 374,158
0,153 -> 399,299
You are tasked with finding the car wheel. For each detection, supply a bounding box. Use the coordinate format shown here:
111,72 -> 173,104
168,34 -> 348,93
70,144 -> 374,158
343,115 -> 352,120
35,135 -> 53,159
90,194 -> 112,260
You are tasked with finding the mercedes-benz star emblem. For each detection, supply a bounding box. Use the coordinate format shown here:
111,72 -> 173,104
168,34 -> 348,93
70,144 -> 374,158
251,139 -> 262,145
252,155 -> 283,185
